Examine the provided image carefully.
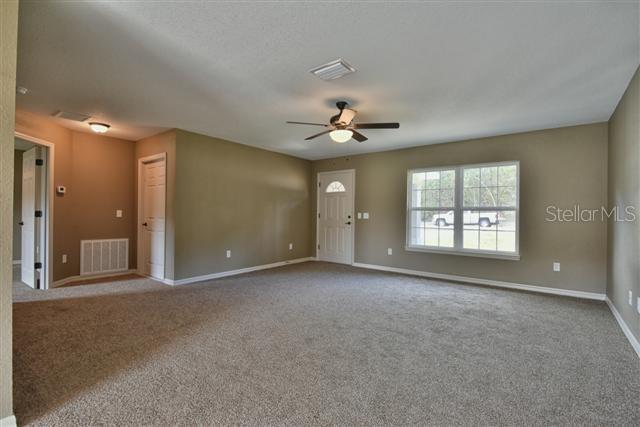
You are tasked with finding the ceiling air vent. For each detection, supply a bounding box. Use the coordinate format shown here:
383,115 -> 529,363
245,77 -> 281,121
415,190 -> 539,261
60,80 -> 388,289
53,110 -> 91,122
309,58 -> 356,81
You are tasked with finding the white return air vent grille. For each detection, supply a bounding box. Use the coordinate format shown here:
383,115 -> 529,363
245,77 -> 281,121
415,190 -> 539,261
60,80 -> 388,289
309,58 -> 356,81
80,238 -> 129,276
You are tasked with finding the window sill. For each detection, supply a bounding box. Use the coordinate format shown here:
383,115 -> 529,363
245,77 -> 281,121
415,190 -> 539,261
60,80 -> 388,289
404,246 -> 520,261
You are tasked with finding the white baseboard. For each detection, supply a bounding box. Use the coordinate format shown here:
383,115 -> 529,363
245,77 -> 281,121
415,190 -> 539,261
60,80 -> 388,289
605,298 -> 640,358
12,260 -> 20,265
0,415 -> 16,427
163,257 -> 315,286
52,269 -> 137,288
352,262 -> 606,301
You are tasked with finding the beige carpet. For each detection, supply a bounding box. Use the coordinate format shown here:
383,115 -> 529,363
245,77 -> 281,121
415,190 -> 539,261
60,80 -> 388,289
12,262 -> 640,425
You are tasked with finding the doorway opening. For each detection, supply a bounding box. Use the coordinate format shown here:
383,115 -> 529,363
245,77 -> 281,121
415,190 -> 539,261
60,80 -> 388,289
316,169 -> 355,265
13,133 -> 54,290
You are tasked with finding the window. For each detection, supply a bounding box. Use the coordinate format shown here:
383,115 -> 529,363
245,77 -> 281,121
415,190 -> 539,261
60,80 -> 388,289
326,181 -> 346,193
406,161 -> 519,259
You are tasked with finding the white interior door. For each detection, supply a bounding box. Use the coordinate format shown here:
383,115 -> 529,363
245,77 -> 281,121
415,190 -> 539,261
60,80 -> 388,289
140,157 -> 166,279
21,147 -> 36,288
318,170 -> 354,264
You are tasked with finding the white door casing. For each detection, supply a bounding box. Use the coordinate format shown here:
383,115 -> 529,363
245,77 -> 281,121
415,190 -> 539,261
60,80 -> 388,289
138,154 -> 166,280
317,170 -> 355,264
21,147 -> 36,287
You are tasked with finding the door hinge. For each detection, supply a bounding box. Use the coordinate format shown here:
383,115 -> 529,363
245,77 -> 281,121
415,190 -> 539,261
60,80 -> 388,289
34,262 -> 42,269
317,244 -> 320,250
318,182 -> 321,188
318,213 -> 320,218
35,210 -> 43,217
35,159 -> 44,166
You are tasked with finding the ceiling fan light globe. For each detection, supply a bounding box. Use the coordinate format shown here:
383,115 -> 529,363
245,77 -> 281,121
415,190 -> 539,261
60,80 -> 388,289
330,129 -> 353,143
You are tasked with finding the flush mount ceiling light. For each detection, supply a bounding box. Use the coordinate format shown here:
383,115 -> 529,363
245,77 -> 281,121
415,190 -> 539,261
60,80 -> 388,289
329,129 -> 353,143
89,122 -> 110,133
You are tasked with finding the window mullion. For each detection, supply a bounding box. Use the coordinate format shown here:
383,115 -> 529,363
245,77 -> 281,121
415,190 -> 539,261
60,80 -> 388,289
454,166 -> 463,251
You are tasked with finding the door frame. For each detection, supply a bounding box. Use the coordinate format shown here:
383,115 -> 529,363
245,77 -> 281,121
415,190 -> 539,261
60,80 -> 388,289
137,152 -> 167,280
14,131 -> 54,290
315,169 -> 356,265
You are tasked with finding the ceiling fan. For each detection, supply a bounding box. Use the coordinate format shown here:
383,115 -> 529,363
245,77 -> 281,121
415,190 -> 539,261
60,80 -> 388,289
286,101 -> 399,143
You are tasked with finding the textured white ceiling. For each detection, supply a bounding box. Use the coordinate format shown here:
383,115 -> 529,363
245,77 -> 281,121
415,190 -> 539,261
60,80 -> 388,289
16,1 -> 639,160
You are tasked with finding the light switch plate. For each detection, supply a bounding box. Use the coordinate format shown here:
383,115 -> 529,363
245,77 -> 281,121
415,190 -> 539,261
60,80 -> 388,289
629,290 -> 633,305
387,248 -> 393,255
62,254 -> 67,264
357,212 -> 362,219
363,212 -> 370,219
637,297 -> 640,314
289,243 -> 293,250
553,262 -> 560,272
116,209 -> 123,218
226,250 -> 231,258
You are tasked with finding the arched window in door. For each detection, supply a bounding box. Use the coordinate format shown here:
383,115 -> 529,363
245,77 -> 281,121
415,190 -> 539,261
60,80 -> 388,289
326,181 -> 346,193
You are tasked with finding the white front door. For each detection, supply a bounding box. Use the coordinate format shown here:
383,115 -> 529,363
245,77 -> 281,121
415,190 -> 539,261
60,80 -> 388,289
140,156 -> 166,279
317,170 -> 355,264
21,147 -> 37,288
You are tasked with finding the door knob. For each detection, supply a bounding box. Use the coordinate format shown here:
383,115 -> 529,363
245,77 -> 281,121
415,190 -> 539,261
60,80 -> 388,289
19,221 -> 24,226
142,222 -> 148,226
345,221 -> 352,225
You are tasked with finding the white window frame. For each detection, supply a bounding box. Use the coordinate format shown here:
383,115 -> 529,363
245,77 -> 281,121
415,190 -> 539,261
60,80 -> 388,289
405,161 -> 520,261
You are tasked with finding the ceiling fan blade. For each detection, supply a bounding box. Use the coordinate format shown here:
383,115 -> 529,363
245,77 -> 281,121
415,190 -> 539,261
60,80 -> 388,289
353,122 -> 400,129
338,108 -> 357,125
351,130 -> 368,142
286,121 -> 329,127
305,129 -> 333,140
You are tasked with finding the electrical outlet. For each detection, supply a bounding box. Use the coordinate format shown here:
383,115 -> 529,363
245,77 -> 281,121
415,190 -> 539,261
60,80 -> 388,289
629,290 -> 633,305
62,254 -> 67,264
226,250 -> 231,258
387,248 -> 393,255
553,262 -> 560,272
357,212 -> 362,219
289,243 -> 293,250
363,212 -> 370,219
116,209 -> 123,218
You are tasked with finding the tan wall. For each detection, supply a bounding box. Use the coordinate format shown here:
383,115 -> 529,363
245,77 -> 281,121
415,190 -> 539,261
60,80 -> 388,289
608,66 -> 640,340
15,110 -> 137,281
13,150 -> 22,260
135,130 -> 177,280
312,123 -> 608,294
173,130 -> 312,280
0,0 -> 18,419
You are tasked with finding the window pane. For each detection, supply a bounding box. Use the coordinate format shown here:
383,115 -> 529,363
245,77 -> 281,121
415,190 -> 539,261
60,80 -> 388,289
412,172 -> 426,189
480,187 -> 498,207
440,188 -> 454,208
326,181 -> 346,193
479,229 -> 497,250
463,187 -> 479,207
498,187 -> 516,207
497,210 -> 517,232
440,170 -> 455,189
498,165 -> 517,187
425,171 -> 440,189
497,231 -> 516,252
409,209 -> 454,248
480,167 -> 498,187
464,168 -> 480,187
425,190 -> 438,207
